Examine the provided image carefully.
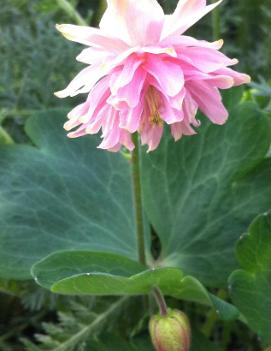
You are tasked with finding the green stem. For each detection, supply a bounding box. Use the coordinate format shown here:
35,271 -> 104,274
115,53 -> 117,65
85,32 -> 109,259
0,127 -> 14,145
56,0 -> 87,26
153,287 -> 168,316
212,0 -> 221,40
131,133 -> 146,266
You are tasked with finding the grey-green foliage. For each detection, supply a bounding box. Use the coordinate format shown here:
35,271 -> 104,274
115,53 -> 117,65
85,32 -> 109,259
236,0 -> 271,77
0,109 -> 136,280
229,211 -> 271,347
31,251 -> 239,321
22,297 -> 128,351
142,89 -> 271,287
0,1 -> 79,120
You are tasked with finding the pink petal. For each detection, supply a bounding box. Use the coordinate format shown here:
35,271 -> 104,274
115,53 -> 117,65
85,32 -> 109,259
76,47 -> 113,65
100,0 -> 164,46
188,81 -> 228,125
144,56 -> 184,96
54,66 -> 95,98
141,124 -> 164,152
179,46 -> 238,73
119,101 -> 144,133
170,121 -> 196,141
56,24 -> 128,52
163,35 -> 224,50
108,68 -> 147,109
110,55 -> 143,94
184,69 -> 235,89
162,0 -> 223,39
214,67 -> 251,86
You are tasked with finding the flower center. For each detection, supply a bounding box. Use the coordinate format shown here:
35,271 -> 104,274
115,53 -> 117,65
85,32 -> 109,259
147,87 -> 163,127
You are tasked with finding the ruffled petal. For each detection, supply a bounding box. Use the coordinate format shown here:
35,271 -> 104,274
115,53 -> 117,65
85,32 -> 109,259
144,56 -> 184,97
162,0 -> 223,39
214,67 -> 251,86
76,47 -> 113,65
179,46 -> 238,73
188,81 -> 228,125
56,24 -> 128,52
100,0 -> 164,46
54,65 -> 108,98
163,35 -> 224,50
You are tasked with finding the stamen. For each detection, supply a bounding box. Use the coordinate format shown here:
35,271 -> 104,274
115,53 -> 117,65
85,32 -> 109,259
147,87 -> 163,127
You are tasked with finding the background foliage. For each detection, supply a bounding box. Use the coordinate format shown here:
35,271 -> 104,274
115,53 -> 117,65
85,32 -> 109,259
0,1 -> 271,351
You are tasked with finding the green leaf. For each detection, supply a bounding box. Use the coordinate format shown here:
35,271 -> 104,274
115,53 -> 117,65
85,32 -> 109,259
142,89 -> 271,287
32,250 -> 239,321
88,331 -> 222,351
229,211 -> 271,346
0,109 -> 137,280
191,330 -> 222,351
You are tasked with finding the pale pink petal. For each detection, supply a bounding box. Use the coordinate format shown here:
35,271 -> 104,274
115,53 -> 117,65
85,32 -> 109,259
138,46 -> 177,58
85,105 -> 109,134
159,93 -> 185,124
184,69 -> 235,89
67,125 -> 88,138
119,102 -> 144,133
119,130 -> 135,151
144,57 -> 184,96
110,55 -> 144,94
67,102 -> 89,120
76,47 -> 113,65
162,0 -> 223,39
108,69 -> 147,109
171,123 -> 184,141
143,124 -> 164,152
100,0 -> 165,46
79,78 -> 110,123
171,120 -> 197,140
188,81 -> 228,125
214,67 -> 251,86
183,90 -> 199,124
56,24 -> 128,52
163,35 -> 224,50
179,47 -> 238,73
54,65 -> 109,98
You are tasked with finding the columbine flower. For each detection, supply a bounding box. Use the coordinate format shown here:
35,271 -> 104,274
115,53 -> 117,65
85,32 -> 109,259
55,0 -> 250,152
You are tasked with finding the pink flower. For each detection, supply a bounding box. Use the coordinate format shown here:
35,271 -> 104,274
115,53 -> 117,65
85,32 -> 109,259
55,0 -> 250,152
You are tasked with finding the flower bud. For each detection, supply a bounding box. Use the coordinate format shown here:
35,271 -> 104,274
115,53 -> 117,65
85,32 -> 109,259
149,309 -> 191,351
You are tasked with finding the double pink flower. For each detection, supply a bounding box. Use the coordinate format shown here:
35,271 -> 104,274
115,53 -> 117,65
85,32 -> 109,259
55,0 -> 250,152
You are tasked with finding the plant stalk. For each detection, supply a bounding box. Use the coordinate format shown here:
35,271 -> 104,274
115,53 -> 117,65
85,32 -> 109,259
0,127 -> 14,145
212,0 -> 221,40
131,133 -> 146,266
56,0 -> 87,26
153,287 -> 168,316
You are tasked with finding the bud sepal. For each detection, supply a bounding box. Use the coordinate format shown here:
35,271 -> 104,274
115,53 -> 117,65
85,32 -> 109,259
149,309 -> 191,351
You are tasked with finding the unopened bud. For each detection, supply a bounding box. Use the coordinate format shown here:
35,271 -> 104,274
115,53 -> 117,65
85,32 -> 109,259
149,309 -> 191,351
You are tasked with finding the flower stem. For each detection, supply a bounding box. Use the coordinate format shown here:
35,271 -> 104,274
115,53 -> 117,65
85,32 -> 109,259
0,127 -> 14,145
212,0 -> 221,40
131,133 -> 146,266
153,287 -> 168,316
56,0 -> 87,26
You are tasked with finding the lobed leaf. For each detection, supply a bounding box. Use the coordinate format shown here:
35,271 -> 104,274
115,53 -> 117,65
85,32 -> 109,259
142,89 -> 271,286
0,109 -> 137,279
32,250 -> 239,321
229,211 -> 271,346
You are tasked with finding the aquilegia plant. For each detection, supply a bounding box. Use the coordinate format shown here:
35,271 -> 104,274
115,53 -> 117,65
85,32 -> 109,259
54,0 -> 250,350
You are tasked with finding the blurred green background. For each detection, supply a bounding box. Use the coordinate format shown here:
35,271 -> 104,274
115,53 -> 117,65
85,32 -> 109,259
0,1 -> 270,350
